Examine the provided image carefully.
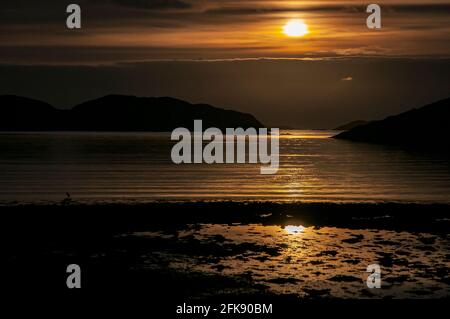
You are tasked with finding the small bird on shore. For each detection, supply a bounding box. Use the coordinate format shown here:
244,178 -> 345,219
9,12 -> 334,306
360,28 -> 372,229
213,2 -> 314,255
61,192 -> 72,205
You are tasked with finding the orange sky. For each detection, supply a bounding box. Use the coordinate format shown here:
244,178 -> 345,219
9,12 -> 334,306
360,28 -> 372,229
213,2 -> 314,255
1,0 -> 449,64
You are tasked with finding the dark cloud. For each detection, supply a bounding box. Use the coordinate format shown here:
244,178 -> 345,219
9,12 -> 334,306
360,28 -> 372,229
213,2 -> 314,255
0,45 -> 281,65
110,0 -> 191,10
206,3 -> 450,16
205,5 -> 362,16
388,4 -> 450,14
0,0 -> 192,10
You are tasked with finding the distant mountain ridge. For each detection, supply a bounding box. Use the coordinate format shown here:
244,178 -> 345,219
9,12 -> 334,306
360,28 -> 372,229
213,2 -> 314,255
0,95 -> 263,131
334,98 -> 450,149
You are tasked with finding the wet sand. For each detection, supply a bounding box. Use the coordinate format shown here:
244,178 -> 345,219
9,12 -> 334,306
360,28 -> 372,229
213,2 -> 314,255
3,202 -> 449,301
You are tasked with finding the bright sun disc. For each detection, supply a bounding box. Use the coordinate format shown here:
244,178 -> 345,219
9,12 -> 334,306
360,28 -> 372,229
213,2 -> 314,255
283,20 -> 308,37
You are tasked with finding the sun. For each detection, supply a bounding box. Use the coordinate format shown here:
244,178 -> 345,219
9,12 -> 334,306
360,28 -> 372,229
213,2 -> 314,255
283,19 -> 309,37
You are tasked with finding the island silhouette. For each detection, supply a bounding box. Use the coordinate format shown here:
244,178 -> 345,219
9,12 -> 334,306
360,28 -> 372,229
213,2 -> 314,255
0,95 -> 263,131
335,97 -> 450,149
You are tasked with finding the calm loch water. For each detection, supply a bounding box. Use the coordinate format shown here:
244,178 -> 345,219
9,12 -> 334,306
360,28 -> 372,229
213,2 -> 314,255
0,130 -> 449,203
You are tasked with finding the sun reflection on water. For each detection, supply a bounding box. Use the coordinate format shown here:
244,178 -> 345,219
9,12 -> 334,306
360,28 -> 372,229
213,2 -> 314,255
284,225 -> 305,234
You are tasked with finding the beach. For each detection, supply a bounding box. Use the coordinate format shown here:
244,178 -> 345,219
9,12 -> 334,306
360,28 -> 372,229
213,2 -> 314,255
4,201 -> 449,301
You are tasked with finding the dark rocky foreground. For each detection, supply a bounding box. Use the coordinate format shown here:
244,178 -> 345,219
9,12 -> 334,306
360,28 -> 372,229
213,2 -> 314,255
2,202 -> 449,313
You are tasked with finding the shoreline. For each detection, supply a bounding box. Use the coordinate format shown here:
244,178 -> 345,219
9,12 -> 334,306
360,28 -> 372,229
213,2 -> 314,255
2,201 -> 450,233
3,201 -> 449,298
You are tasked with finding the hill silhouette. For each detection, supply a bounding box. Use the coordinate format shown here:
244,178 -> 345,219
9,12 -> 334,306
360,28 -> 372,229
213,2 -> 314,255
0,95 -> 263,131
334,98 -> 450,148
333,120 -> 369,131
0,95 -> 62,131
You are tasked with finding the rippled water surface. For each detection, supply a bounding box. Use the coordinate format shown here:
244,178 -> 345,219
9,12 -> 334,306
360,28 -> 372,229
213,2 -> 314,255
0,131 -> 449,203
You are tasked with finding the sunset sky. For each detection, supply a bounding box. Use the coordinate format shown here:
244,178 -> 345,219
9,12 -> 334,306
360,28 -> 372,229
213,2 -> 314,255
1,0 -> 449,127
